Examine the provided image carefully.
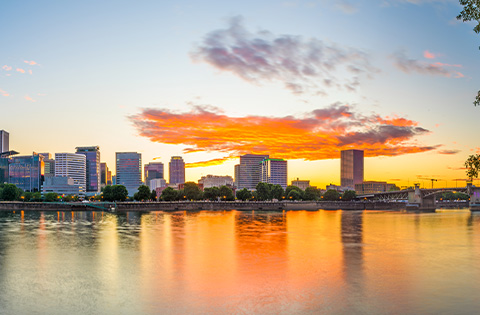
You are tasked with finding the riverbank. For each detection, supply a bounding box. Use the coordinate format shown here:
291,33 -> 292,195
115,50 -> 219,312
0,200 -> 452,212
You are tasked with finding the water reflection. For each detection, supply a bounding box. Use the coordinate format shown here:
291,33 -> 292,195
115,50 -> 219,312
0,210 -> 480,313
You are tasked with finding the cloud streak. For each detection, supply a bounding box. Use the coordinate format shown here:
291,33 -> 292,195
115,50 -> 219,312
191,16 -> 376,95
130,104 -> 438,167
392,51 -> 464,78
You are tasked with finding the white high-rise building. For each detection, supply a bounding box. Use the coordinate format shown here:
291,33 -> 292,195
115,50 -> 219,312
55,153 -> 86,193
237,154 -> 269,190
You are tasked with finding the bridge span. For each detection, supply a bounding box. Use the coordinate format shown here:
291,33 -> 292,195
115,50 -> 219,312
358,183 -> 480,211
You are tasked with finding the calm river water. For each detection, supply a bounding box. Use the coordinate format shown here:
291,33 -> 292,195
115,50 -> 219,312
0,209 -> 479,314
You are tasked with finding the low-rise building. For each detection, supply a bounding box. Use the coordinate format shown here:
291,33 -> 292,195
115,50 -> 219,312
291,178 -> 310,190
355,181 -> 395,195
42,176 -> 84,196
198,175 -> 233,188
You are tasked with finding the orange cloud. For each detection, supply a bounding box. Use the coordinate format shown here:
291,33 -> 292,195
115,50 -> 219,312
130,104 -> 438,167
24,60 -> 37,65
423,50 -> 436,59
186,157 -> 236,168
2,65 -> 12,71
16,68 -> 25,74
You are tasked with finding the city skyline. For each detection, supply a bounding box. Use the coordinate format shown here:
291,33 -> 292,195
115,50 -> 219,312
1,1 -> 479,188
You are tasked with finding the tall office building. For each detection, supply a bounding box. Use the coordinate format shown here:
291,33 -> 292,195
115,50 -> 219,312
116,152 -> 142,196
76,146 -> 100,193
9,153 -> 44,192
234,164 -> 240,188
261,158 -> 288,189
0,130 -> 9,153
340,149 -> 364,189
237,154 -> 269,190
144,162 -> 164,184
39,153 -> 55,178
100,162 -> 112,188
169,156 -> 185,185
55,153 -> 86,193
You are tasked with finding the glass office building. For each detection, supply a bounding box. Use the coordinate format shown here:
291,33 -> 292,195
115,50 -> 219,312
0,130 -> 9,153
8,153 -> 44,192
340,149 -> 364,189
144,162 -> 164,184
55,153 -> 86,194
169,156 -> 185,185
116,152 -> 142,196
237,154 -> 269,190
76,146 -> 100,193
261,158 -> 288,189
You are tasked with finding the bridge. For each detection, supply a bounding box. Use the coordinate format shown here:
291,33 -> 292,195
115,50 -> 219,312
358,183 -> 480,210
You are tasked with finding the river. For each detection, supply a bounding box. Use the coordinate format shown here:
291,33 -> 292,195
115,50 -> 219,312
0,209 -> 479,314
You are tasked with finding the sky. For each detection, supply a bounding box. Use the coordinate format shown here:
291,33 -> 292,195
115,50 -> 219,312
1,0 -> 479,189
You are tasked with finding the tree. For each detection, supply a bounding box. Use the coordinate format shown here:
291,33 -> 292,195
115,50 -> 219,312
219,185 -> 234,201
23,191 -> 34,202
255,182 -> 272,201
457,1 -> 480,106
304,187 -> 321,200
1,184 -> 22,201
203,187 -> 220,200
151,189 -> 157,201
135,185 -> 151,201
465,154 -> 480,181
287,189 -> 302,200
323,189 -> 340,201
236,188 -> 252,201
161,187 -> 178,201
270,185 -> 284,200
285,185 -> 304,199
183,182 -> 203,200
44,192 -> 59,202
103,185 -> 128,201
342,190 -> 357,201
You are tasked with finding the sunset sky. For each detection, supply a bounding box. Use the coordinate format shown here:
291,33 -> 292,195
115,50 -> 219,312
1,0 -> 479,189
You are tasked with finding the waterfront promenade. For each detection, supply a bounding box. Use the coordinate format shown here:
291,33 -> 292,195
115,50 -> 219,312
0,200 -> 469,212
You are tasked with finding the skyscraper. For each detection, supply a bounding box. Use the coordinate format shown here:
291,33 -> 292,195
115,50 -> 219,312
100,162 -> 112,188
169,156 -> 185,185
55,153 -> 86,194
237,154 -> 269,190
340,149 -> 364,189
39,153 -> 55,178
9,153 -> 44,192
0,130 -> 9,153
76,146 -> 100,193
144,162 -> 164,184
116,152 -> 142,196
261,158 -> 288,189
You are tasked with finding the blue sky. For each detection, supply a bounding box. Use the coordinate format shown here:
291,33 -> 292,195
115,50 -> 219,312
1,0 -> 479,187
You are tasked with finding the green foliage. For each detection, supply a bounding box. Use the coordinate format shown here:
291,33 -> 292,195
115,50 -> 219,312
151,189 -> 157,201
32,192 -> 42,201
236,188 -> 252,201
323,189 -> 340,201
255,182 -> 272,201
183,182 -> 203,200
304,187 -> 321,200
23,191 -> 34,202
342,190 -> 357,201
287,189 -> 302,200
103,185 -> 128,201
203,187 -> 220,200
219,185 -> 234,201
1,184 -> 22,201
285,185 -> 303,197
44,192 -> 59,202
134,185 -> 151,201
465,154 -> 480,180
160,187 -> 178,201
270,185 -> 284,200
438,191 -> 469,200
457,1 -> 480,106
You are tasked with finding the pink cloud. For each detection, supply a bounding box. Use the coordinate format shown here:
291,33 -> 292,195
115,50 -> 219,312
24,60 -> 37,65
424,50 -> 436,59
454,72 -> 464,78
433,62 -> 462,68
2,65 -> 12,71
16,68 -> 25,74
28,69 -> 32,75
24,95 -> 36,102
0,88 -> 9,97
